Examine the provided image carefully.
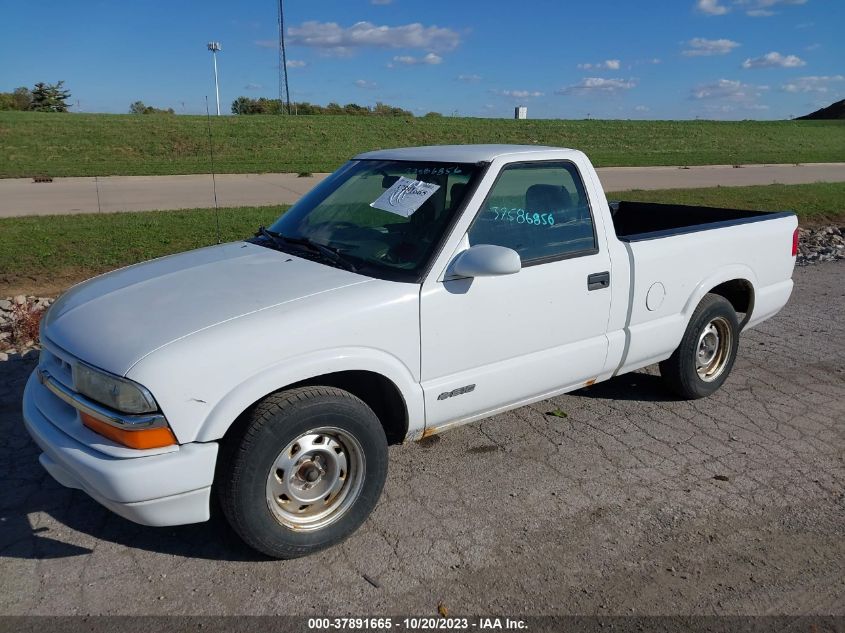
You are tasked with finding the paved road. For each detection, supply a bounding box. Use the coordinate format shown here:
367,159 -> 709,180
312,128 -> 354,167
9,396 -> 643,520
2,163 -> 844,217
0,261 -> 842,617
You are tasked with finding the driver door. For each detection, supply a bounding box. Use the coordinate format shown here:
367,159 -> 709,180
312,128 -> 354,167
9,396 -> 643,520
419,160 -> 612,430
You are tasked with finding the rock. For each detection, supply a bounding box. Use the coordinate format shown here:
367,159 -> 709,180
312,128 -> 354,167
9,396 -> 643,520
0,299 -> 12,310
0,352 -> 7,362
797,226 -> 845,266
13,295 -> 26,305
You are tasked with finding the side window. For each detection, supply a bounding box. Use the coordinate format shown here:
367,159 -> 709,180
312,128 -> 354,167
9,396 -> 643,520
468,161 -> 597,263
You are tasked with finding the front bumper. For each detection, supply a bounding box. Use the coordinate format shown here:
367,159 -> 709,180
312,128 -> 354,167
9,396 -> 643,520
23,371 -> 218,527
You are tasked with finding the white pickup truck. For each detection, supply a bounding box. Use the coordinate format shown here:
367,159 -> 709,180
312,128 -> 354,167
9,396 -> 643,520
24,145 -> 798,558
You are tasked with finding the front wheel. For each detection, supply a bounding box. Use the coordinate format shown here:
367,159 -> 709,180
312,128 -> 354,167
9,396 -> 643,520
659,293 -> 740,399
218,386 -> 388,559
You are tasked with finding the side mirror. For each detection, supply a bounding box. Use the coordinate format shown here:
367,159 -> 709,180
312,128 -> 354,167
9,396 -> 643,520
448,244 -> 521,279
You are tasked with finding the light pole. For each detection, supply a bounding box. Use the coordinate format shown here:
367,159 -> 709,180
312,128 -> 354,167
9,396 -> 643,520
207,41 -> 222,116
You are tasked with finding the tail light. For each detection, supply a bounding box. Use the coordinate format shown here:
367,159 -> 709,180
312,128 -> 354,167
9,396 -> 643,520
791,228 -> 799,257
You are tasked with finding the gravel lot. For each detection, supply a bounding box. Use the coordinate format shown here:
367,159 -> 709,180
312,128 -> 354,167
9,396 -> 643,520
0,262 -> 842,617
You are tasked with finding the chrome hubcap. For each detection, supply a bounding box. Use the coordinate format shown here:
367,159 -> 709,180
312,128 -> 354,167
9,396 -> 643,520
696,316 -> 732,382
265,427 -> 365,531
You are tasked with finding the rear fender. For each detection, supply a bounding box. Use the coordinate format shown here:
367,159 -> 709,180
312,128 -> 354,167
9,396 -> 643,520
681,264 -> 758,327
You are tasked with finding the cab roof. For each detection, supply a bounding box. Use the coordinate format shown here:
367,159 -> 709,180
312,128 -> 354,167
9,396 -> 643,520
353,144 -> 578,164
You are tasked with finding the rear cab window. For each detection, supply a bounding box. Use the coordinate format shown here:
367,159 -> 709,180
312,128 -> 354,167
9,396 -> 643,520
467,161 -> 598,264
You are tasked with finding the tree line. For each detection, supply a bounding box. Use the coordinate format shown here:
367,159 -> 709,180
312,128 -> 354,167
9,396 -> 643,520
231,97 -> 414,117
1,83 -> 438,118
129,101 -> 175,115
0,81 -> 71,112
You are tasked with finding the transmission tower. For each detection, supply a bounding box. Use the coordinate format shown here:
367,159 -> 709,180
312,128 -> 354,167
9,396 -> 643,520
277,0 -> 292,114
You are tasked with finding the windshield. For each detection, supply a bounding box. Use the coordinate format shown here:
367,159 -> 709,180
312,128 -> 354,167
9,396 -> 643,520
261,159 -> 483,281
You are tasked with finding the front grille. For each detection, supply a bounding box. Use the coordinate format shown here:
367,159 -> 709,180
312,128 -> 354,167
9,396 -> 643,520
38,341 -> 75,391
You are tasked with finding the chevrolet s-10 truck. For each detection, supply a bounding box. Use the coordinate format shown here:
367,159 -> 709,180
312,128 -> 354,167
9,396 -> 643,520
23,145 -> 798,558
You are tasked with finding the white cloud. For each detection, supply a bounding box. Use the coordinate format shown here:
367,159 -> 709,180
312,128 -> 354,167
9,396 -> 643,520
698,103 -> 769,115
244,83 -> 263,91
690,78 -> 769,101
556,78 -> 637,96
578,59 -> 621,71
696,0 -> 730,15
737,0 -> 808,16
456,74 -> 482,83
286,59 -> 307,68
696,0 -> 807,16
634,105 -> 650,112
492,89 -> 545,99
682,38 -> 740,56
354,79 -> 377,89
283,21 -> 461,56
742,51 -> 806,68
391,52 -> 443,65
781,75 -> 845,93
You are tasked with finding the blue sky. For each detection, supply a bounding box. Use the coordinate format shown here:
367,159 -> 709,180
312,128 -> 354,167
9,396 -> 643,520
1,0 -> 842,119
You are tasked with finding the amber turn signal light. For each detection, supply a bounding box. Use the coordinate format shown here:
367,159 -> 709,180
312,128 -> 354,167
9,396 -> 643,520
81,412 -> 177,449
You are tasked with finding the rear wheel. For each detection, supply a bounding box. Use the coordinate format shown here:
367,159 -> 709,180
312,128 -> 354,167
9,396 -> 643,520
218,386 -> 388,559
660,293 -> 740,399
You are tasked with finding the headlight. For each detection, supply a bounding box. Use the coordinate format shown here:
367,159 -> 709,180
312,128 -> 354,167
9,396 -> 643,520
73,363 -> 158,414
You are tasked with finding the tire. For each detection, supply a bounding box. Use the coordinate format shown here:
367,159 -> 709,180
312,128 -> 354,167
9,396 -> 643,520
659,293 -> 740,400
218,386 -> 388,559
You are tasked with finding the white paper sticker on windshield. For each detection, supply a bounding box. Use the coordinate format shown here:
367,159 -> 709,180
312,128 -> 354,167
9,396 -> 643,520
370,177 -> 441,218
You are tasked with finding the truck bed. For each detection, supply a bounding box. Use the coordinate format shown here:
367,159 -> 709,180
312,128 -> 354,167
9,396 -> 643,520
609,201 -> 795,242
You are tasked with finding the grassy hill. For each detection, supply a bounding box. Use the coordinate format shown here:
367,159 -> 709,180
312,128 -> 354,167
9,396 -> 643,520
1,111 -> 844,178
797,99 -> 845,120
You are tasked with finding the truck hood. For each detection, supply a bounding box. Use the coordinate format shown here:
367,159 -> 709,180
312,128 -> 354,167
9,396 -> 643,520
43,242 -> 371,375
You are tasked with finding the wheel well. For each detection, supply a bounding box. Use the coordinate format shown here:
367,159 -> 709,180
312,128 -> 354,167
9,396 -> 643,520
709,279 -> 754,327
289,371 -> 408,444
222,370 -> 409,448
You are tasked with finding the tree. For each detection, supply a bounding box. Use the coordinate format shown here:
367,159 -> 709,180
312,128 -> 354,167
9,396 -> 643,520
0,87 -> 33,111
343,103 -> 367,115
30,81 -> 71,112
129,100 -> 174,115
231,97 -> 255,115
373,102 -> 412,117
423,111 -> 443,118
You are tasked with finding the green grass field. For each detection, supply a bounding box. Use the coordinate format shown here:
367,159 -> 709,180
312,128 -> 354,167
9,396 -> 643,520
609,182 -> 845,223
1,111 -> 844,178
1,182 -> 841,297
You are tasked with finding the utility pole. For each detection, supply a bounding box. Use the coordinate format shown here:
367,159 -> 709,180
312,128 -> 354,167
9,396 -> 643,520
207,41 -> 222,116
278,0 -> 291,114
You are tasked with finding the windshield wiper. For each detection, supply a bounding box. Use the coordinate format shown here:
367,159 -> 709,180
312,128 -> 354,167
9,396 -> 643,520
255,226 -> 357,273
256,226 -> 288,250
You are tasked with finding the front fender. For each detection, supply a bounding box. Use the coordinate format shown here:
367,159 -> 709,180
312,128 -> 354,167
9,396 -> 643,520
193,347 -> 425,443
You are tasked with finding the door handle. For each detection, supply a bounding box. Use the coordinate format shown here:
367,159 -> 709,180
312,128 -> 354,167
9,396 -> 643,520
587,271 -> 610,291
